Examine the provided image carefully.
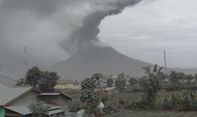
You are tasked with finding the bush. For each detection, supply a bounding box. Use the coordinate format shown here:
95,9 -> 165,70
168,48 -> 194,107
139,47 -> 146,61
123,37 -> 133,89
100,94 -> 121,113
159,90 -> 197,111
69,99 -> 83,112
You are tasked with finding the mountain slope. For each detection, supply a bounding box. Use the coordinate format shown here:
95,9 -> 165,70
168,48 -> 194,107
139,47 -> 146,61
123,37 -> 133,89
50,46 -> 150,80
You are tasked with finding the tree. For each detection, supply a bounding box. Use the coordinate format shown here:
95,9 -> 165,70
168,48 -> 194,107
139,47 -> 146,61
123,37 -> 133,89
22,66 -> 59,92
140,64 -> 164,108
26,67 -> 41,87
115,73 -> 126,91
39,71 -> 59,92
80,73 -> 103,117
142,64 -> 163,92
106,78 -> 113,87
129,77 -> 137,86
169,71 -> 181,90
16,78 -> 27,86
28,103 -> 49,117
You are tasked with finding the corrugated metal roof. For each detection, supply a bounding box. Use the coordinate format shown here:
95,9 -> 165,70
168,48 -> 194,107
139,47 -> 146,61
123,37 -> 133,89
6,104 -> 63,115
0,87 -> 32,106
48,104 -> 61,110
6,105 -> 31,115
39,92 -> 72,100
48,109 -> 64,115
0,73 -> 16,87
39,93 -> 60,96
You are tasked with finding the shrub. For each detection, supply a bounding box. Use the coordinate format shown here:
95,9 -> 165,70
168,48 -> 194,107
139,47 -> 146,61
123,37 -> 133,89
69,99 -> 83,112
159,90 -> 197,111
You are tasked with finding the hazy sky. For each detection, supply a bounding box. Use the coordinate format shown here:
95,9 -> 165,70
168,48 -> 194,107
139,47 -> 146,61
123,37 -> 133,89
99,0 -> 197,68
0,0 -> 197,77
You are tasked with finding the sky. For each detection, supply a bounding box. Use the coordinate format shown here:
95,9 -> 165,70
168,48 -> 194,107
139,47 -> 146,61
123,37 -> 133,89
99,0 -> 197,68
0,0 -> 197,77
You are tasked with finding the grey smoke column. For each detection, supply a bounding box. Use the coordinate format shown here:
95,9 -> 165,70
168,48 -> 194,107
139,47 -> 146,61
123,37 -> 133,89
60,0 -> 142,55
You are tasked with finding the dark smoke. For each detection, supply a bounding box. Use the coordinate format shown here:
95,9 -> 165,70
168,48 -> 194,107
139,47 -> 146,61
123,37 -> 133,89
60,0 -> 142,55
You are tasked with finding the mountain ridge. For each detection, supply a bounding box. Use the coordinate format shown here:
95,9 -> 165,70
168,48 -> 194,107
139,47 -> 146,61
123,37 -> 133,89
48,46 -> 197,80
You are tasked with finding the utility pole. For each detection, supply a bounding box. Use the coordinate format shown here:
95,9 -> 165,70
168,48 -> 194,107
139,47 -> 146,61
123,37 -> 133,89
24,46 -> 27,73
164,50 -> 167,74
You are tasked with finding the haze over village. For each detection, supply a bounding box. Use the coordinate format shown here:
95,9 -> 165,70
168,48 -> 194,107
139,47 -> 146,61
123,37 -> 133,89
1,0 -> 197,117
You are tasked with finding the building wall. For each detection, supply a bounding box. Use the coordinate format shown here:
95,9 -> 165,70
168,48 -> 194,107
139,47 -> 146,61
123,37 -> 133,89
55,84 -> 81,90
39,95 -> 70,109
0,107 -> 5,117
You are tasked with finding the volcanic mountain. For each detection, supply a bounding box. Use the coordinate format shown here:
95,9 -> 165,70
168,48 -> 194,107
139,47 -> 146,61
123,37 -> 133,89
50,46 -> 150,80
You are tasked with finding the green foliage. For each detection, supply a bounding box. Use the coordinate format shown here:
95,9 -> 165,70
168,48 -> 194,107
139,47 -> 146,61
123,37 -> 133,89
129,77 -> 137,86
160,97 -> 170,110
130,65 -> 164,110
139,77 -> 148,88
160,90 -> 197,111
101,94 -> 120,113
26,67 -> 41,87
28,103 -> 49,117
69,99 -> 83,112
16,78 -> 28,86
22,66 -> 59,92
169,71 -> 181,90
115,73 -> 126,91
106,78 -> 113,87
39,71 -> 59,92
80,73 -> 103,115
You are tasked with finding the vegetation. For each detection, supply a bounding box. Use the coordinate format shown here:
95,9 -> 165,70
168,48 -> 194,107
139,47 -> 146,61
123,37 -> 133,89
106,78 -> 113,87
28,103 -> 49,117
129,65 -> 163,110
129,77 -> 137,86
160,90 -> 197,111
69,99 -> 83,112
115,73 -> 126,91
17,66 -> 59,92
80,73 -> 103,116
67,64 -> 197,116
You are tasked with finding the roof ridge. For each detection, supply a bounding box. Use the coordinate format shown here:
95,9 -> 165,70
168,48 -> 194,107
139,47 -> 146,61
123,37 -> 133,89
0,73 -> 17,81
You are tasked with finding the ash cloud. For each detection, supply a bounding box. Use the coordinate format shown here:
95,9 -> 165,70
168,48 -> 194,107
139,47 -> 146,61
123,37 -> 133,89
0,0 -> 142,77
60,0 -> 142,55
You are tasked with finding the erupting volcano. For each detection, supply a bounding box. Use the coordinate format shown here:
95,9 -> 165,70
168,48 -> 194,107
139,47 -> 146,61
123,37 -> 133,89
48,0 -> 148,80
51,46 -> 150,80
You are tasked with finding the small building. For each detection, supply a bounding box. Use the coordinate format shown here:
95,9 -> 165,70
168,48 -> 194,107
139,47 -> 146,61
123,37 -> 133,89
55,80 -> 81,90
0,85 -> 72,117
39,92 -> 72,110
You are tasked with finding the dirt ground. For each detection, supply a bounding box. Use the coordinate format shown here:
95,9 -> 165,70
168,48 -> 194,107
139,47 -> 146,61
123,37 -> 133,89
103,110 -> 197,117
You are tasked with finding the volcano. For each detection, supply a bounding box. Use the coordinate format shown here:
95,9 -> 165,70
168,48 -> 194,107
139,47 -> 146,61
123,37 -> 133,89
50,46 -> 150,80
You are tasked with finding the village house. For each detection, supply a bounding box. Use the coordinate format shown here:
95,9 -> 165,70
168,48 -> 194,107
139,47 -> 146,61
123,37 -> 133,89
54,79 -> 81,90
0,84 -> 72,117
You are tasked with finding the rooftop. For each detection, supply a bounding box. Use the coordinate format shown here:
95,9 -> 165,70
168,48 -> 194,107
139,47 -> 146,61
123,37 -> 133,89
0,86 -> 32,106
0,73 -> 17,87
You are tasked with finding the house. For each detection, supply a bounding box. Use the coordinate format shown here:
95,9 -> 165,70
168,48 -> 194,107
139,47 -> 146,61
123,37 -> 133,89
55,80 -> 81,90
0,85 -> 72,117
0,73 -> 17,87
0,86 -> 34,117
38,92 -> 72,110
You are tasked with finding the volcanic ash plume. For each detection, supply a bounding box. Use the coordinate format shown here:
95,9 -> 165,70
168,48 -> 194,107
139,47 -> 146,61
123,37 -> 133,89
60,0 -> 142,55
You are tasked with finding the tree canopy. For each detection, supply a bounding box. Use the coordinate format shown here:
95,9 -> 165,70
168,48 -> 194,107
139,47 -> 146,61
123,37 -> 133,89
17,66 -> 59,92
